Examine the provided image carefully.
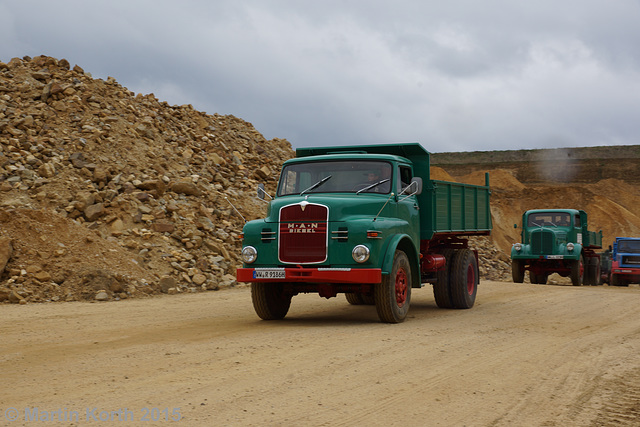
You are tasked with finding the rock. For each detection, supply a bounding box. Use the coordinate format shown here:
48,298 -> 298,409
218,274 -> 237,290
84,203 -> 105,221
192,273 -> 207,286
209,152 -> 226,165
83,270 -> 118,291
8,290 -> 24,304
152,221 -> 175,233
159,276 -> 177,293
69,152 -> 88,168
93,166 -> 109,184
170,181 -> 202,196
50,82 -> 64,95
135,124 -> 154,139
32,69 -> 51,81
38,163 -> 56,178
255,165 -> 272,179
95,290 -> 109,301
137,180 -> 166,196
0,237 -> 12,274
34,271 -> 52,282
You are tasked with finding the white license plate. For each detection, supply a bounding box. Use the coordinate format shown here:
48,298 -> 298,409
254,269 -> 286,279
546,255 -> 564,259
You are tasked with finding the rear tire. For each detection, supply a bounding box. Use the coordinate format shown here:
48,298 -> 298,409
361,294 -> 375,305
529,271 -> 548,285
345,292 -> 375,305
586,257 -> 601,286
450,249 -> 478,309
375,250 -> 411,323
512,259 -> 525,283
570,254 -> 585,286
529,271 -> 539,284
433,249 -> 455,308
345,293 -> 364,305
251,282 -> 292,320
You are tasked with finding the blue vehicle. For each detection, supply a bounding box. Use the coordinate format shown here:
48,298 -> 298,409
609,237 -> 640,286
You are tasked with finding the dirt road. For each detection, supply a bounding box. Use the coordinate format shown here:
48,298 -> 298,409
2,281 -> 640,426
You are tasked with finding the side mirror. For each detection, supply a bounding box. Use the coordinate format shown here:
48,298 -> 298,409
257,183 -> 266,200
514,223 -> 518,229
411,177 -> 423,195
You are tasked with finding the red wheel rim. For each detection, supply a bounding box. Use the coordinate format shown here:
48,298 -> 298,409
467,264 -> 476,295
395,268 -> 408,307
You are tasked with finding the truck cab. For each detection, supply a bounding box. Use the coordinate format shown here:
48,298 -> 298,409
609,237 -> 640,286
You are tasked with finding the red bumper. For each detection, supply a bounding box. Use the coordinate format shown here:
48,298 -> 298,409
236,267 -> 382,284
612,268 -> 640,279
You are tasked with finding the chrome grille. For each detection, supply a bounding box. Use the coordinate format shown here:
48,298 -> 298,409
622,255 -> 640,266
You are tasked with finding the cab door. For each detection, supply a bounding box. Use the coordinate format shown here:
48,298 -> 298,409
396,164 -> 420,243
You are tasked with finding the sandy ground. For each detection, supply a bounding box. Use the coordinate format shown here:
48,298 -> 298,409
2,281 -> 640,427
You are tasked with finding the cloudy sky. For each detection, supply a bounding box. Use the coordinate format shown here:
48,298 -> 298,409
1,0 -> 639,152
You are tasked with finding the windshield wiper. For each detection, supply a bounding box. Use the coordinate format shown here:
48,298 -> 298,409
300,175 -> 332,195
356,178 -> 390,195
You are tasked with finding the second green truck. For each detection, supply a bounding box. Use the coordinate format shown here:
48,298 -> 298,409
511,209 -> 603,286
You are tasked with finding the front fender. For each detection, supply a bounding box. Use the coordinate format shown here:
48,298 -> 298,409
381,234 -> 420,288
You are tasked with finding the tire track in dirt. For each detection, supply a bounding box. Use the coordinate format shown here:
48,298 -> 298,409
589,366 -> 640,426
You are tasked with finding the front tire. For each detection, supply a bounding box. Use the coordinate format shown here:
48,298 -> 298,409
251,282 -> 292,320
450,249 -> 478,309
375,250 -> 412,323
512,259 -> 525,283
610,274 -> 619,286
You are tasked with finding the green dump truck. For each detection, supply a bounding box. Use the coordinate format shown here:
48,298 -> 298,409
511,209 -> 603,286
236,143 -> 492,323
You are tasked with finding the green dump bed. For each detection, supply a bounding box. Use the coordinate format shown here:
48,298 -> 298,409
584,230 -> 603,249
296,143 -> 492,242
420,177 -> 492,241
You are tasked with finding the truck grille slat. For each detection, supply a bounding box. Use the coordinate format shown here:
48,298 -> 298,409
261,229 -> 276,242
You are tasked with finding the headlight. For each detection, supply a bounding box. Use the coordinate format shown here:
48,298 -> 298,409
241,246 -> 257,263
567,243 -> 574,251
514,243 -> 522,252
352,245 -> 370,263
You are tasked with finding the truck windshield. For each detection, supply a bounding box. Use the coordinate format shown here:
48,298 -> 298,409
277,160 -> 392,196
527,212 -> 571,227
618,240 -> 640,253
